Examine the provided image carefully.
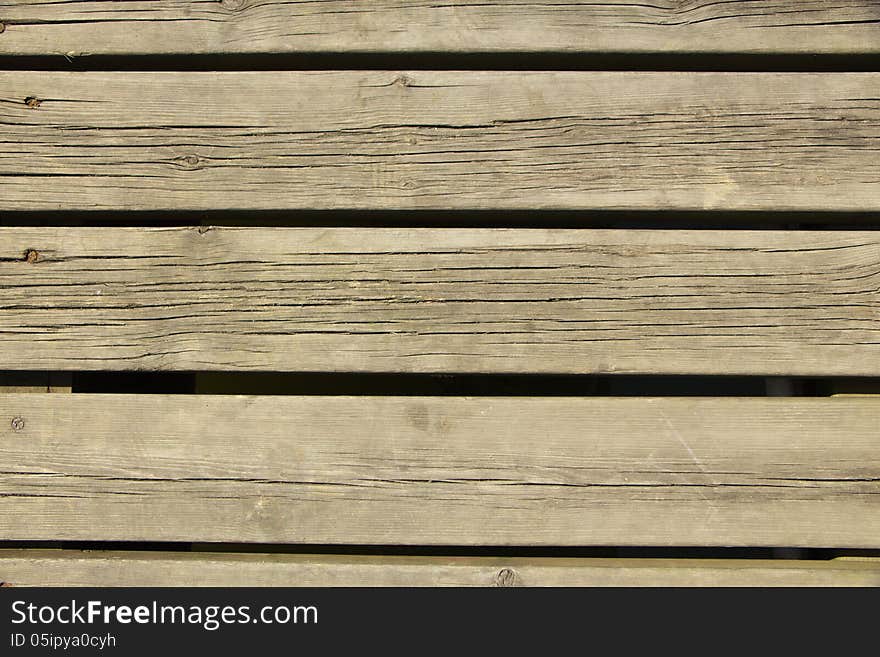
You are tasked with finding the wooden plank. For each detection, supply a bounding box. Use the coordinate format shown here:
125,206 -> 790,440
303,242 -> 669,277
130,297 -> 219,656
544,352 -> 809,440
0,1 -> 878,56
0,394 -> 877,546
0,373 -> 70,552
2,71 -> 879,212
1,551 -> 878,587
1,227 -> 878,376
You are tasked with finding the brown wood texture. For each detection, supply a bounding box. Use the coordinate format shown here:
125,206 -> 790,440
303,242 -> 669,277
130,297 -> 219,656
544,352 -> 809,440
1,227 -> 878,375
0,1 -> 877,55
2,72 -> 879,211
0,394 -> 877,546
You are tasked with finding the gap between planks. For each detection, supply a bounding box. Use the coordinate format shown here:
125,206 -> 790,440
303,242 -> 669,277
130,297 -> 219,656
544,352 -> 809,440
0,373 -> 71,394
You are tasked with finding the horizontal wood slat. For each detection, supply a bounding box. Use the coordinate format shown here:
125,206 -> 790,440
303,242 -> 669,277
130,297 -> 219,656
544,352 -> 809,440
1,552 -> 878,587
2,71 -> 879,212
0,395 -> 877,546
0,1 -> 878,56
2,227 -> 878,375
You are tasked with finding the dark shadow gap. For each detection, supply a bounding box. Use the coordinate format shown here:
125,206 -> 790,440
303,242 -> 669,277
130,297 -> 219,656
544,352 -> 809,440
190,373 -> 763,397
72,372 -> 196,395
0,541 -> 876,560
0,52 -> 879,72
57,372 -> 880,397
1,210 -> 879,229
5,371 -> 878,397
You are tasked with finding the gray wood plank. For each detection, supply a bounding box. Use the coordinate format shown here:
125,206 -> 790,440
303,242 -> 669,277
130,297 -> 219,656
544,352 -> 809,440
0,1 -> 877,56
2,71 -> 879,211
1,551 -> 878,587
1,227 -> 878,375
0,394 -> 877,546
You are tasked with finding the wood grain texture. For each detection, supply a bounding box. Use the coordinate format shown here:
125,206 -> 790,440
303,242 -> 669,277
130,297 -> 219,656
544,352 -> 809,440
0,394 -> 877,546
1,227 -> 879,375
2,71 -> 880,212
2,552 -> 879,587
0,1 -> 878,55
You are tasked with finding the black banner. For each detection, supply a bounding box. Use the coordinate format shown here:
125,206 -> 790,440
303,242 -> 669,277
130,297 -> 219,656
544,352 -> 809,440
1,587 -> 874,654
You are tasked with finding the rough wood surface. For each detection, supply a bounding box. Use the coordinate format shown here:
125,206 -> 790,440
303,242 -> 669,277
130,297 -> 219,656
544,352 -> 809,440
2,71 -> 880,211
1,552 -> 878,587
1,227 -> 878,375
0,1 -> 878,55
0,394 -> 877,546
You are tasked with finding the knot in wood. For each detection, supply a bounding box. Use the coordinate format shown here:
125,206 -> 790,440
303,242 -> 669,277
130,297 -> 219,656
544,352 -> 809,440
178,154 -> 202,169
24,97 -> 42,109
394,75 -> 414,88
494,568 -> 519,587
24,249 -> 39,264
10,417 -> 25,432
0,23 -> 6,35
220,0 -> 247,11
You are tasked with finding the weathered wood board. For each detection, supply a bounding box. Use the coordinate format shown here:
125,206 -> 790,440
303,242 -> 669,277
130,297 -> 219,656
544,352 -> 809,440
2,71 -> 879,211
2,552 -> 878,587
1,227 -> 878,375
0,395 -> 877,546
0,1 -> 878,56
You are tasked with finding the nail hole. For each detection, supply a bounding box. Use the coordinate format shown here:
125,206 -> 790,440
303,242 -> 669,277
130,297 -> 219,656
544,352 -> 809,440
24,97 -> 42,109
